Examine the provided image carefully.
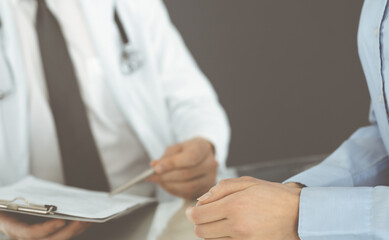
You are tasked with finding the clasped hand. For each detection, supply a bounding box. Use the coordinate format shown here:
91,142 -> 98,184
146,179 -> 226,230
186,177 -> 302,240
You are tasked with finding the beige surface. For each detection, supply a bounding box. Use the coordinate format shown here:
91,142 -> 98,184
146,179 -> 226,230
157,200 -> 201,240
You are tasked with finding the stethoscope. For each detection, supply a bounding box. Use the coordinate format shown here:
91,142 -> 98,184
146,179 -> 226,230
0,7 -> 143,79
114,8 -> 144,74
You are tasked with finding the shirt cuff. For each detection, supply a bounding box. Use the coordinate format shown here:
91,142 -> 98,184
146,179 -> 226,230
298,187 -> 372,239
283,164 -> 354,187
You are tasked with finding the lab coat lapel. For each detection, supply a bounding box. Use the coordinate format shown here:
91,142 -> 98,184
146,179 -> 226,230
0,0 -> 29,184
79,0 -> 170,160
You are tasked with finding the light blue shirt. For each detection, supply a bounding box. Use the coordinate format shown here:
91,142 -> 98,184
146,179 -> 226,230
285,1 -> 389,239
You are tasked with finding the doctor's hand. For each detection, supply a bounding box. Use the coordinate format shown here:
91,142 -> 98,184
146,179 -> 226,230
186,177 -> 302,240
0,212 -> 91,240
148,137 -> 218,200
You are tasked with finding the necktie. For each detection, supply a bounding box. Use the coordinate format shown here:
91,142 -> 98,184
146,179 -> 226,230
35,0 -> 110,191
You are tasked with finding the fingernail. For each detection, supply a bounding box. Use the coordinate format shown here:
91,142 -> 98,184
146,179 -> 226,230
197,192 -> 211,201
155,165 -> 164,174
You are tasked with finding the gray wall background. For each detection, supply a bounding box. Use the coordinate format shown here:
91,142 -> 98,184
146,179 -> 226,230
163,0 -> 369,166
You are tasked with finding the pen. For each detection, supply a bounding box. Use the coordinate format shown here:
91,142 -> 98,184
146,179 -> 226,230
109,168 -> 155,196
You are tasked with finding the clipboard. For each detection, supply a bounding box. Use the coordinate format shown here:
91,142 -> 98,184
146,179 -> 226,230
0,177 -> 155,223
0,197 -> 150,223
0,197 -> 57,216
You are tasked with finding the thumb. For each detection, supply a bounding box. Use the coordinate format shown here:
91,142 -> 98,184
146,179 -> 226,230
161,144 -> 183,158
150,144 -> 183,173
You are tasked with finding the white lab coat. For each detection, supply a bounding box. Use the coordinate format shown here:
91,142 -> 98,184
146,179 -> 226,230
0,0 -> 230,200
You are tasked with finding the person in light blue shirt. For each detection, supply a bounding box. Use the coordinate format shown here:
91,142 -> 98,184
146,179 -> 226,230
185,1 -> 389,239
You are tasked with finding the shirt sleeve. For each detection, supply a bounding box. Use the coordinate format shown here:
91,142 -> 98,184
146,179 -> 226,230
140,0 -> 231,167
284,124 -> 389,187
285,108 -> 389,238
298,186 -> 389,239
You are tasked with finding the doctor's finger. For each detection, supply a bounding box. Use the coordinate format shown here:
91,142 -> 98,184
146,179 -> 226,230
160,144 -> 183,158
1,217 -> 66,239
193,219 -> 232,239
198,177 -> 262,204
149,144 -> 183,170
43,221 -> 91,240
159,156 -> 218,182
186,199 -> 228,224
161,173 -> 215,199
150,144 -> 182,166
153,151 -> 206,174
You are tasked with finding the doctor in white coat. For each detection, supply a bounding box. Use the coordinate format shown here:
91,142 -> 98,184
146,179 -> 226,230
0,0 -> 230,238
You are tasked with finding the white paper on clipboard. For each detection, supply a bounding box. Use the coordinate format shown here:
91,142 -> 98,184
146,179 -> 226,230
0,177 -> 155,223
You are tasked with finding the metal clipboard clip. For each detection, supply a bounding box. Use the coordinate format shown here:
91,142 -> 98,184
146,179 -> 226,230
0,197 -> 57,215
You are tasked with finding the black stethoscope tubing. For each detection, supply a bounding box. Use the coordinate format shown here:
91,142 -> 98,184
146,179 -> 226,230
114,8 -> 143,74
114,8 -> 130,47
